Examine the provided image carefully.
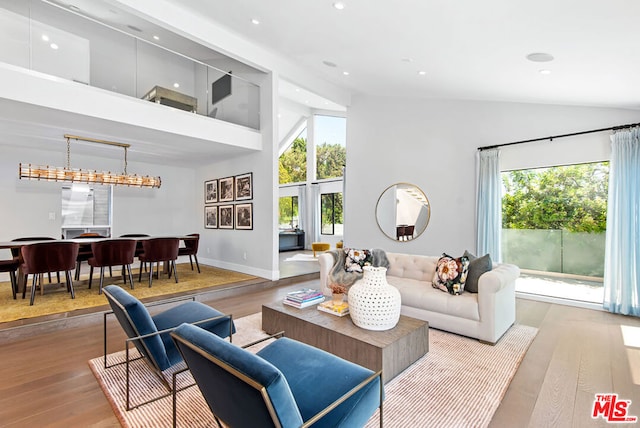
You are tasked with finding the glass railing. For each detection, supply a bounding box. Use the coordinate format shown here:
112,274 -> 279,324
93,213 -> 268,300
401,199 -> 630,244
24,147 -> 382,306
0,0 -> 260,130
502,228 -> 606,277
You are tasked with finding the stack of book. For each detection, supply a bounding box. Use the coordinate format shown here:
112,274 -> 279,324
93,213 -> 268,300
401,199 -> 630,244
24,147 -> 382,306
317,300 -> 350,317
283,288 -> 325,308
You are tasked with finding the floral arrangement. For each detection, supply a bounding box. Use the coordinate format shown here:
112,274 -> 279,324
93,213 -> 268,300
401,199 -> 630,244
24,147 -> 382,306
330,283 -> 347,295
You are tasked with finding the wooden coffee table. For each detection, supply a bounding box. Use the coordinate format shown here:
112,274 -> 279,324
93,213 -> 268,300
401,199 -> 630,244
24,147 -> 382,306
262,301 -> 429,383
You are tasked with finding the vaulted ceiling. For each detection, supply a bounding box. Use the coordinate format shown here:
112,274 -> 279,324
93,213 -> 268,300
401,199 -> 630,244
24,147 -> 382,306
2,0 -> 639,167
169,0 -> 640,110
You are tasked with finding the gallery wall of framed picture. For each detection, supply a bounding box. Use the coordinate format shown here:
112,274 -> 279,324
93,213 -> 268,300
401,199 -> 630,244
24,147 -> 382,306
204,172 -> 253,230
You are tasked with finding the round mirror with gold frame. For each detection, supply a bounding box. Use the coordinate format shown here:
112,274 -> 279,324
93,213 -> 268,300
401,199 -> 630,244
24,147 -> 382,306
375,183 -> 430,241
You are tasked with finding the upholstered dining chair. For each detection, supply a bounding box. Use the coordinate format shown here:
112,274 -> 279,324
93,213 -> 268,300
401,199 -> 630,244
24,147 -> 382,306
11,237 -> 60,284
120,233 -> 150,273
74,233 -> 106,280
138,238 -> 180,287
0,256 -> 20,299
171,323 -> 383,428
88,239 -> 137,294
20,241 -> 80,305
177,233 -> 200,273
102,285 -> 235,410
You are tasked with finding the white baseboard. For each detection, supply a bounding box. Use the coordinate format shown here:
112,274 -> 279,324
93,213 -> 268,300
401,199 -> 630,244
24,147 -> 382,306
197,256 -> 277,281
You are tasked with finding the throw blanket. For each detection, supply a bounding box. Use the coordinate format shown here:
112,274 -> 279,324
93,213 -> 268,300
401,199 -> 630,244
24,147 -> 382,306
328,248 -> 390,289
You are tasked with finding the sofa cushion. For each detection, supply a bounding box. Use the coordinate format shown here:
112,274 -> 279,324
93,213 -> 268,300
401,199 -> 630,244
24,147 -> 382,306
463,251 -> 493,293
386,253 -> 437,282
432,253 -> 469,295
344,248 -> 372,273
390,276 -> 480,321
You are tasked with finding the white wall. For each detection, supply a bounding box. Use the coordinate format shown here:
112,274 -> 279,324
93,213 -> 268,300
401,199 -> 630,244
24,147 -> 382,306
346,95 -> 640,257
0,144 -> 197,243
195,73 -> 279,280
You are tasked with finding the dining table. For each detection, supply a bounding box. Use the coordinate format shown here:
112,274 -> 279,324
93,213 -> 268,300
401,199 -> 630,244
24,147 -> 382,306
0,235 -> 197,294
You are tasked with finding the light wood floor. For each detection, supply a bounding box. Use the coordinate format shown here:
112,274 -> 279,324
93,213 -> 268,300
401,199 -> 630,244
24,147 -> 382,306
1,276 -> 639,427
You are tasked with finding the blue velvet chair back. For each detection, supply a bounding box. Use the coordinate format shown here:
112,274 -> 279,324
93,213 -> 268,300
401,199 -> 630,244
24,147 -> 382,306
103,285 -> 172,371
172,323 -> 304,428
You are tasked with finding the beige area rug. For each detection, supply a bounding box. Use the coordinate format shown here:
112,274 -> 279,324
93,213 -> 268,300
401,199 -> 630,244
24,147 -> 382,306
0,264 -> 256,323
89,313 -> 537,428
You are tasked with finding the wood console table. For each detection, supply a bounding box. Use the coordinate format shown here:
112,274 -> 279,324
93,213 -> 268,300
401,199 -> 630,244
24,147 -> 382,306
262,301 -> 429,383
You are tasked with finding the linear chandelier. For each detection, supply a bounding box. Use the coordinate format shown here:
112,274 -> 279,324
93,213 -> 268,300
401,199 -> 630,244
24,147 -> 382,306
19,135 -> 161,188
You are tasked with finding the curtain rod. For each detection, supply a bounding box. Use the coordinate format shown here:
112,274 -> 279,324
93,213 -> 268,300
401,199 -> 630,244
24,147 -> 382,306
477,121 -> 640,151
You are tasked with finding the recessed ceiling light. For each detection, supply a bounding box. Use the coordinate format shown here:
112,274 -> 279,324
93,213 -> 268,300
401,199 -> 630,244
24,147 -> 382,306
127,25 -> 143,33
42,34 -> 49,42
68,5 -> 81,12
539,69 -> 552,75
526,52 -> 554,62
418,70 -> 427,76
50,43 -> 59,50
153,35 -> 160,40
173,82 -> 180,88
251,18 -> 260,25
333,2 -> 345,10
323,60 -> 337,68
343,71 -> 350,76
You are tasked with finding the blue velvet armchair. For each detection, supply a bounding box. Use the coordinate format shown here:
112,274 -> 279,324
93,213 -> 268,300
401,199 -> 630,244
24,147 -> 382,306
171,323 -> 384,427
102,285 -> 235,410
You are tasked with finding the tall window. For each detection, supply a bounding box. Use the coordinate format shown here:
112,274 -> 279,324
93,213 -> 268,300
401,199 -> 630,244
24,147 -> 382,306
279,129 -> 307,185
501,161 -> 608,302
278,196 -> 299,230
321,192 -> 343,235
315,115 -> 346,180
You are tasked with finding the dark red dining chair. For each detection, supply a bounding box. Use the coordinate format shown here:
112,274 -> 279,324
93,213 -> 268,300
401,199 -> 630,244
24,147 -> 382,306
88,239 -> 137,294
138,238 -> 180,287
120,233 -> 149,272
20,242 -> 80,306
11,237 -> 60,284
0,256 -> 20,299
178,233 -> 200,273
75,233 -> 106,281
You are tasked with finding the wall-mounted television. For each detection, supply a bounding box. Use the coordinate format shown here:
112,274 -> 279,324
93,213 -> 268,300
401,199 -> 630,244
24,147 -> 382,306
212,71 -> 232,105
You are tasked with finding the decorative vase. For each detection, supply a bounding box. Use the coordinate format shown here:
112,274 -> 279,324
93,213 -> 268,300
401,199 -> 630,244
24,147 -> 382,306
332,293 -> 345,306
348,266 -> 401,331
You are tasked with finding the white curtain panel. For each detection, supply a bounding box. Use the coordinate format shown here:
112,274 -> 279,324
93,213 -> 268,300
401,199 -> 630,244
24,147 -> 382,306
476,149 -> 502,261
603,128 -> 640,316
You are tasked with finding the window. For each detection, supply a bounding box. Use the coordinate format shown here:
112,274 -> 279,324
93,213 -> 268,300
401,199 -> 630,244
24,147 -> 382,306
279,129 -> 307,185
315,115 -> 346,180
501,161 -> 608,302
279,196 -> 299,230
321,192 -> 343,235
61,184 -> 112,238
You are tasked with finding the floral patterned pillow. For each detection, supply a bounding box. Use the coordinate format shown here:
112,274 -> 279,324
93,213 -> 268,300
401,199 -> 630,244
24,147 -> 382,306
344,248 -> 372,273
432,253 -> 470,295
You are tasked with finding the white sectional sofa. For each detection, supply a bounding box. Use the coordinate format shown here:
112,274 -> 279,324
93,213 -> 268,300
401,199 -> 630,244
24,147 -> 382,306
318,251 -> 520,344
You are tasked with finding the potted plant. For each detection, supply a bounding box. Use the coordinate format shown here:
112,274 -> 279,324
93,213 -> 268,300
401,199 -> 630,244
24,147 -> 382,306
329,283 -> 347,305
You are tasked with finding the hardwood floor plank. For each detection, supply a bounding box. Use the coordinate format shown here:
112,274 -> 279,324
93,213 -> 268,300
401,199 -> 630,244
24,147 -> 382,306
1,275 -> 639,427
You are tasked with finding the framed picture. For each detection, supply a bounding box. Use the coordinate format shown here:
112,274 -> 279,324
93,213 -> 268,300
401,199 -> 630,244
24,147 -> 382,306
219,176 -> 234,202
235,203 -> 253,230
205,206 -> 218,229
235,172 -> 253,201
219,205 -> 234,229
205,179 -> 218,204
